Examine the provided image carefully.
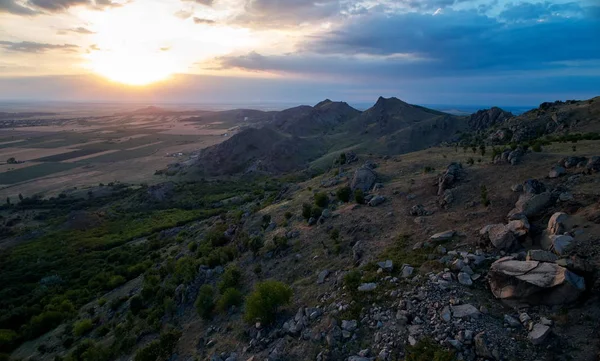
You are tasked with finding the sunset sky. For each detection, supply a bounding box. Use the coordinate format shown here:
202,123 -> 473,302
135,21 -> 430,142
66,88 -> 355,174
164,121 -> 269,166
0,0 -> 598,105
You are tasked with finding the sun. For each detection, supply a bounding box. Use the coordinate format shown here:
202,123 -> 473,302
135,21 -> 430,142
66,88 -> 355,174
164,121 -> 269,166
88,50 -> 177,86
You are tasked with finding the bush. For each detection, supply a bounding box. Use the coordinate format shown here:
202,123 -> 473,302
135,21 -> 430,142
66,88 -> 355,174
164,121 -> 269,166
217,288 -> 243,313
314,192 -> 328,208
406,338 -> 455,361
107,275 -> 126,289
284,211 -> 293,220
343,270 -> 361,293
354,189 -> 365,204
129,295 -> 144,315
466,157 -> 474,165
480,185 -> 490,207
218,266 -> 242,292
336,186 -> 352,202
244,280 -> 292,324
310,206 -> 323,219
301,203 -> 312,220
188,242 -> 198,253
73,319 -> 93,337
532,142 -> 542,152
195,285 -> 214,319
0,329 -> 17,351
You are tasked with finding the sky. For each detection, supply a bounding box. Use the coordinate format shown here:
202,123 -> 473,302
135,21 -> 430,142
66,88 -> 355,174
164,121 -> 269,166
0,0 -> 599,106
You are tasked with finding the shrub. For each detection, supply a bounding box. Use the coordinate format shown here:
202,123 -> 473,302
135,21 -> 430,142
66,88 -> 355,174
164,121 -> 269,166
406,338 -> 455,361
343,270 -> 361,292
466,157 -> 474,165
129,295 -> 144,315
0,329 -> 17,351
310,206 -> 323,219
314,192 -> 328,208
329,228 -> 340,241
73,319 -> 93,337
134,340 -> 160,361
532,142 -> 542,152
339,153 -> 346,164
218,266 -> 242,292
217,288 -> 243,313
354,189 -> 365,204
301,203 -> 312,220
107,275 -> 126,289
195,285 -> 214,319
480,185 -> 490,207
479,145 -> 486,156
336,186 -> 352,202
188,242 -> 198,253
244,281 -> 292,324
284,211 -> 293,220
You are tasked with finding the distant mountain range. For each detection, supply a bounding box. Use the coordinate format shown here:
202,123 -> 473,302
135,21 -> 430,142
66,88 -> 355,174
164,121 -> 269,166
166,96 -> 599,177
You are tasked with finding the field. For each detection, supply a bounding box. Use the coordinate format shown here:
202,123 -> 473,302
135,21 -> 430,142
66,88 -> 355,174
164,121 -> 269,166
0,104 -> 247,199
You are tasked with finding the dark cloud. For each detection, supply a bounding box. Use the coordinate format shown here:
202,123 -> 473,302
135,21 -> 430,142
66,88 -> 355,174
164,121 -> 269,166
0,41 -> 79,53
0,0 -> 37,14
216,2 -> 600,82
193,17 -> 215,24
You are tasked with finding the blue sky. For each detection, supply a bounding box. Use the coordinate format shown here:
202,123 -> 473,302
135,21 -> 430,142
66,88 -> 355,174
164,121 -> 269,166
0,0 -> 598,106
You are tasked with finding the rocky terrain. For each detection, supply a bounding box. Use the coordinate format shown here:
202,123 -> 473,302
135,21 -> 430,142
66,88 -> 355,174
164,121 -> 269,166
2,97 -> 600,361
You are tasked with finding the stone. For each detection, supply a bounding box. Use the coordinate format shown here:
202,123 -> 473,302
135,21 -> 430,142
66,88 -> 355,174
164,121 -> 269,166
351,167 -> 377,192
440,306 -> 452,322
377,260 -> 393,272
526,250 -> 558,263
308,217 -> 317,226
488,257 -> 585,305
409,204 -> 429,216
523,179 -> 546,194
474,332 -> 494,359
507,218 -> 530,238
450,259 -> 465,271
560,156 -> 587,168
559,192 -> 574,202
353,241 -> 363,262
510,192 -> 552,218
511,184 -> 523,192
358,283 -> 377,292
368,195 -> 386,207
430,230 -> 455,242
486,224 -> 517,251
528,324 -> 551,345
461,265 -> 474,275
540,317 -> 553,326
451,304 -> 480,319
547,212 -> 568,235
549,235 -> 574,255
317,270 -> 330,284
341,320 -> 358,332
458,272 -> 473,286
504,314 -> 521,327
549,166 -> 566,178
586,156 -> 600,173
401,265 -> 414,278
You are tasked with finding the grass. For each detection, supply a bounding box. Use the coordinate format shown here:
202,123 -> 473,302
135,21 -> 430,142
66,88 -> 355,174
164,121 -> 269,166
34,149 -> 106,162
0,162 -> 80,184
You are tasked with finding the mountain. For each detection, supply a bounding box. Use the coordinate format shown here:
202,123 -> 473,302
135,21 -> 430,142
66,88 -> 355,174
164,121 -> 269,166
468,107 -> 514,130
271,100 -> 361,136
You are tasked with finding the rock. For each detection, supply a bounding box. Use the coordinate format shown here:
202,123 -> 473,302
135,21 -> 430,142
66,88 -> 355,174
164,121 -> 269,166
559,192 -> 574,202
377,260 -> 393,272
430,230 -> 455,242
450,259 -> 465,271
547,212 -> 568,235
451,304 -> 480,319
526,250 -> 558,263
549,235 -> 574,255
353,242 -> 363,262
437,163 -> 462,196
347,357 -> 371,361
308,217 -> 317,226
440,306 -> 452,322
507,218 -> 530,238
401,265 -> 414,278
540,317 -> 553,326
560,156 -> 587,168
439,189 -> 454,207
351,167 -> 377,192
528,323 -> 551,345
458,272 -> 473,286
488,257 -> 585,305
317,270 -> 330,284
504,314 -> 521,328
523,179 -> 546,194
341,320 -> 358,332
368,195 -> 386,207
586,156 -> 600,172
358,283 -> 377,292
409,204 -> 429,216
486,224 -> 517,251
510,192 -> 552,218
549,166 -> 566,178
511,184 -> 523,192
372,182 -> 384,191
321,209 -> 332,218
474,332 -> 494,359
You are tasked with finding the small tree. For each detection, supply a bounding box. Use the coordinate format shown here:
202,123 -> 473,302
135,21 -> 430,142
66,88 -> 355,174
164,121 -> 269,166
73,319 -> 93,337
218,266 -> 242,292
18,193 -> 23,201
217,288 -> 243,313
354,189 -> 365,204
195,285 -> 214,319
314,192 -> 328,208
532,142 -> 542,152
301,203 -> 312,220
479,145 -> 486,157
467,158 -> 474,165
336,186 -> 352,202
339,153 -> 347,164
5,197 -> 9,205
6,157 -> 16,164
244,280 -> 292,324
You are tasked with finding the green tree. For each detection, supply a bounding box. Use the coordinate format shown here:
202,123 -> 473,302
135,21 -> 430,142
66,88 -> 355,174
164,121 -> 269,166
314,192 -> 328,208
217,288 -> 243,313
301,203 -> 312,220
244,280 -> 292,324
195,285 -> 214,319
218,266 -> 242,292
73,319 -> 93,337
336,186 -> 352,202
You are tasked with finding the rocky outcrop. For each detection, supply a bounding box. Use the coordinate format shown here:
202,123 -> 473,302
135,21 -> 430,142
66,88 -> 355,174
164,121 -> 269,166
549,166 -> 566,178
480,224 -> 517,251
488,257 -> 585,305
437,163 -> 462,196
509,192 -> 552,218
351,166 -> 377,192
468,107 -> 513,130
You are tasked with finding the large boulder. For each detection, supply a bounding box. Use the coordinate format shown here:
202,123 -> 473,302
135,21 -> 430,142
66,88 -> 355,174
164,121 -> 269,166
547,212 -> 568,235
559,156 -> 587,169
437,163 -> 462,196
482,224 -> 518,250
507,216 -> 530,238
586,156 -> 600,173
522,179 -> 546,194
351,166 -> 377,192
509,192 -> 552,218
549,166 -> 566,178
488,257 -> 585,305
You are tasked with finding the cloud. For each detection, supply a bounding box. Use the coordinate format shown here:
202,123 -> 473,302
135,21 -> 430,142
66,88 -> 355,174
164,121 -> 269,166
193,16 -> 215,24
58,26 -> 95,34
0,40 -> 79,53
498,1 -> 585,22
0,0 -> 38,14
174,9 -> 192,19
234,0 -> 343,27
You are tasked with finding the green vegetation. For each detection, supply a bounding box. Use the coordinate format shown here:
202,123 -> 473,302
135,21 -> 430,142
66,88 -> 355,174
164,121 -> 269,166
406,338 -> 456,361
480,185 -> 490,207
314,192 -> 329,208
133,329 -> 181,361
336,186 -> 352,202
354,189 -> 365,204
73,319 -> 94,337
217,288 -> 243,313
532,142 -> 542,152
195,285 -> 215,320
343,270 -> 362,293
218,266 -> 242,292
301,203 -> 323,221
244,280 -> 292,324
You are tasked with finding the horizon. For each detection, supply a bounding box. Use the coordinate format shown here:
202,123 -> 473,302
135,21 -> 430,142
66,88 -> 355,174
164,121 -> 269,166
1,0 -> 599,104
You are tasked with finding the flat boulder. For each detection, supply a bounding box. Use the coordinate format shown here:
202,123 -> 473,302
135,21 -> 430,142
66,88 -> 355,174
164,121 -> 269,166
549,235 -> 574,255
523,179 -> 546,194
368,195 -> 386,207
488,257 -> 585,305
485,224 -> 517,251
351,166 -> 377,192
451,304 -> 480,319
509,192 -> 552,218
430,230 -> 455,242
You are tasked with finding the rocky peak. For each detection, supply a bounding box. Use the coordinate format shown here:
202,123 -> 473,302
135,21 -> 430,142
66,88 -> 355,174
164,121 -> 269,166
468,107 -> 513,131
315,99 -> 333,108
